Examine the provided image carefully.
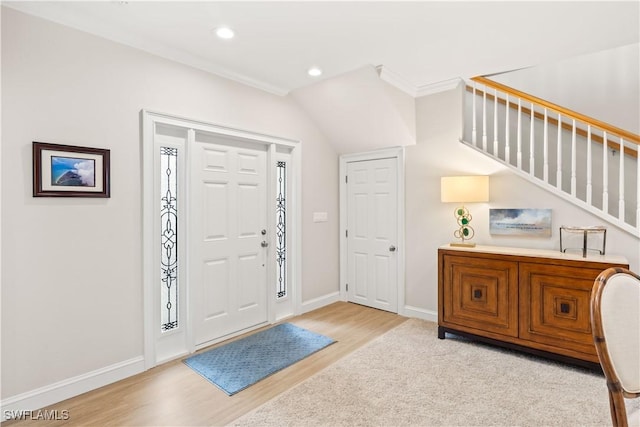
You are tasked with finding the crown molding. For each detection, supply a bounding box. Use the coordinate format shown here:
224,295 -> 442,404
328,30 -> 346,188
377,66 -> 463,98
416,77 -> 463,97
193,61 -> 289,97
376,65 -> 417,97
144,44 -> 290,96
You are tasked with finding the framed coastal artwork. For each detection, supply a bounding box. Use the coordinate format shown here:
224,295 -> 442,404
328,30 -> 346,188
489,208 -> 552,237
32,141 -> 110,197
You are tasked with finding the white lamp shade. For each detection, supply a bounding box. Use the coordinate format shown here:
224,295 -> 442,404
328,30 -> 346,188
441,176 -> 489,203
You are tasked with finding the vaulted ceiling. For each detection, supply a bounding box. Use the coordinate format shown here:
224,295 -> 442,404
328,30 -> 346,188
5,1 -> 639,96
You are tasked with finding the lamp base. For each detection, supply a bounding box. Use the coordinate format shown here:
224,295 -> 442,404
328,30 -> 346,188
450,242 -> 476,248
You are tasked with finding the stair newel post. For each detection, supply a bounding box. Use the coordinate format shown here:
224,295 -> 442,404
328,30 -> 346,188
543,108 -> 549,183
557,114 -> 563,190
603,130 -> 609,215
517,99 -> 522,169
493,88 -> 499,157
571,119 -> 577,196
505,95 -> 510,164
586,125 -> 593,206
472,82 -> 477,146
619,137 -> 625,223
529,102 -> 535,177
482,88 -> 488,151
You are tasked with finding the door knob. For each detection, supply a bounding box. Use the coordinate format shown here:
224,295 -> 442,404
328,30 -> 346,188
389,245 -> 396,252
261,241 -> 269,248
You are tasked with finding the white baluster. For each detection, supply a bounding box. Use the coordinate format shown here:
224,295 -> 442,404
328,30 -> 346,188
619,137 -> 625,223
543,108 -> 549,183
586,125 -> 592,205
602,131 -> 609,214
493,88 -> 499,156
482,89 -> 487,151
517,99 -> 522,169
530,102 -> 535,176
557,114 -> 563,190
505,95 -> 510,164
472,82 -> 477,146
571,119 -> 577,196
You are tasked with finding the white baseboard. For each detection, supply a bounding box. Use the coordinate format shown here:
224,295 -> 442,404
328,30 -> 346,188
299,292 -> 437,323
275,312 -> 295,323
300,291 -> 341,314
1,356 -> 145,420
403,305 -> 438,323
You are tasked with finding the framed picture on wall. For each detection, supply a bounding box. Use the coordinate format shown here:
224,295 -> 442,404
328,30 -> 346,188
32,141 -> 110,197
489,208 -> 552,237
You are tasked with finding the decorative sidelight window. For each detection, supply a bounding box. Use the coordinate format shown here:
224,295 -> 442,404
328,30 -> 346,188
160,147 -> 178,331
276,161 -> 287,298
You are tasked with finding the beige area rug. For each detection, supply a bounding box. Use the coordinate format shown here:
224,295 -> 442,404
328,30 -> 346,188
231,318 -> 639,426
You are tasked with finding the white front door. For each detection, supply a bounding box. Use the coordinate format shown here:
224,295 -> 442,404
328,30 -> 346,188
346,158 -> 398,312
190,136 -> 269,346
144,111 -> 302,368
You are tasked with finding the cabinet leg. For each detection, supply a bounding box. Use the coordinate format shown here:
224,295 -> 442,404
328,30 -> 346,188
437,326 -> 446,339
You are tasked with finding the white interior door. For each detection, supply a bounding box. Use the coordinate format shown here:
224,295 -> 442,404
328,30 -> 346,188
346,158 -> 398,312
191,136 -> 268,346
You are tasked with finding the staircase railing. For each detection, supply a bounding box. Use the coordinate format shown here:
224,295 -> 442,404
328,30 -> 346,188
462,76 -> 640,236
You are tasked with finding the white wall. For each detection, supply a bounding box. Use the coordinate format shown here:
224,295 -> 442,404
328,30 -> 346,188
3,3 -> 638,410
491,43 -> 640,134
405,85 -> 503,312
405,85 -> 640,314
291,65 -> 416,155
1,7 -> 338,399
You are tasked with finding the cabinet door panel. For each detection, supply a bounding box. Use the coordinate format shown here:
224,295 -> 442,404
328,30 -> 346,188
519,263 -> 599,357
443,255 -> 518,337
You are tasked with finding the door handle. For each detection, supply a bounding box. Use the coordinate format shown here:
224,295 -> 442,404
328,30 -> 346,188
389,245 -> 396,252
261,241 -> 269,248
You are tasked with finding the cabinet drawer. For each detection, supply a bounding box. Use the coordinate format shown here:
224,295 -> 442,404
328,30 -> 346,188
442,255 -> 519,337
519,262 -> 601,358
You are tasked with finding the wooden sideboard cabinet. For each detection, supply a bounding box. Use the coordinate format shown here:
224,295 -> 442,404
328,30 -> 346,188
437,244 -> 629,368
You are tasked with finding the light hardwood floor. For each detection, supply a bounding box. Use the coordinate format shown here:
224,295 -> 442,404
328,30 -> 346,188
3,302 -> 407,426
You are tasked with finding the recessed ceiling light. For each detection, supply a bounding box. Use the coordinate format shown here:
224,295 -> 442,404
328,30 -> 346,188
215,27 -> 235,40
307,67 -> 323,77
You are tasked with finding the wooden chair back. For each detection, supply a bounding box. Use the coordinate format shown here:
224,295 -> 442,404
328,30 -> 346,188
591,267 -> 640,427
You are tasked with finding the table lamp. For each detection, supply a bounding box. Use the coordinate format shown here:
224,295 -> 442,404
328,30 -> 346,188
440,176 -> 489,247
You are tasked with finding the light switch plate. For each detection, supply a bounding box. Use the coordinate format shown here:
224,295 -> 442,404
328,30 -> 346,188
313,212 -> 328,222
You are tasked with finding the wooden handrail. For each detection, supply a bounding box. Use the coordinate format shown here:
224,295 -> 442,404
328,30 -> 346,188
465,85 -> 638,158
471,76 -> 640,145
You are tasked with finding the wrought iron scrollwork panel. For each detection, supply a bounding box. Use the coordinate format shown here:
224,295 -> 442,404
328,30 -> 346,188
160,147 -> 178,331
276,161 -> 287,298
